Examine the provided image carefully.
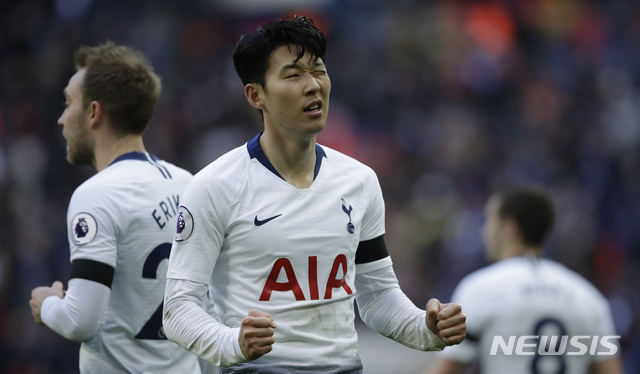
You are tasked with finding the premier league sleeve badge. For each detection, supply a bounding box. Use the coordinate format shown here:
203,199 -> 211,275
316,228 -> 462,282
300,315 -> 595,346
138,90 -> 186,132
174,206 -> 194,242
71,212 -> 98,245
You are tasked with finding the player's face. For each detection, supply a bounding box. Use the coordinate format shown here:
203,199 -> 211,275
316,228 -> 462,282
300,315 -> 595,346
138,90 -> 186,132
260,45 -> 331,137
58,69 -> 94,165
482,195 -> 504,262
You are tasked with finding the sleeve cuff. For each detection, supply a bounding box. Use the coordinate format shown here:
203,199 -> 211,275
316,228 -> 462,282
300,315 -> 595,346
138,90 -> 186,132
424,320 -> 447,351
40,295 -> 63,326
230,327 -> 247,364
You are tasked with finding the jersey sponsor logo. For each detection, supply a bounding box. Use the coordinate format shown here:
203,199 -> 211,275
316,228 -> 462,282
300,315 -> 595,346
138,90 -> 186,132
254,214 -> 282,226
259,254 -> 353,301
71,212 -> 98,245
174,206 -> 194,242
489,335 -> 620,356
341,198 -> 355,234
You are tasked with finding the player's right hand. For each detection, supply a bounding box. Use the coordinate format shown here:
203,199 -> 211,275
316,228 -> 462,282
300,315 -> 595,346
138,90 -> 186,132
29,281 -> 66,325
426,298 -> 466,346
239,309 -> 276,361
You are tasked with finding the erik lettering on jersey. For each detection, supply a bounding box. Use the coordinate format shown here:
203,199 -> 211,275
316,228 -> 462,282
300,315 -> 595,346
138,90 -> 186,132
151,195 -> 180,229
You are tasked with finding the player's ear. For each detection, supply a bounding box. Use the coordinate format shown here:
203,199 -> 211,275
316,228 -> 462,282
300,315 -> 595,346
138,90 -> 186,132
245,83 -> 266,111
88,101 -> 104,129
503,218 -> 520,240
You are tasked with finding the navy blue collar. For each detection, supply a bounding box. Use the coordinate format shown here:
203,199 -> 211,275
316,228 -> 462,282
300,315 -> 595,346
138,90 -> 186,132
108,151 -> 172,179
247,133 -> 327,181
109,151 -> 159,166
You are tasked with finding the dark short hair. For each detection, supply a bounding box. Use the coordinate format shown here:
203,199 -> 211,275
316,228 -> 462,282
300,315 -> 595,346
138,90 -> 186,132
232,15 -> 326,89
75,41 -> 161,136
496,186 -> 555,246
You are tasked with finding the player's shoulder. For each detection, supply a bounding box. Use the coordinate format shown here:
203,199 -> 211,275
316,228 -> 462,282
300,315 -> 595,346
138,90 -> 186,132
460,257 -> 577,285
539,259 -> 613,318
319,144 -> 371,168
72,167 -> 120,196
464,257 -> 607,301
449,262 -> 513,310
184,144 -> 250,204
540,259 -> 605,297
454,258 -> 533,299
72,158 -> 190,205
78,156 -> 191,189
155,159 -> 194,180
319,143 -> 377,179
460,258 -> 518,285
68,172 -> 128,218
190,144 -> 248,184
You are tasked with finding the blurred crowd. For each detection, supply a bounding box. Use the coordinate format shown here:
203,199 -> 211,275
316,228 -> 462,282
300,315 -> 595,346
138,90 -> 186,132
1,0 -> 639,373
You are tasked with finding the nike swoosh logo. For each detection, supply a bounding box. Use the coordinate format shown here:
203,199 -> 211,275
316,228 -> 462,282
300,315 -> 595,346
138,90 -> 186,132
254,214 -> 282,226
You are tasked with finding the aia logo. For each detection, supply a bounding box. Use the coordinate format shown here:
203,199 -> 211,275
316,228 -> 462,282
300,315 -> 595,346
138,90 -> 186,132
259,254 -> 353,301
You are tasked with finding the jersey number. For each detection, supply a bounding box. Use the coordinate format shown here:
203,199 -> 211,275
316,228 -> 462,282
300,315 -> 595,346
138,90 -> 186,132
134,243 -> 171,340
531,317 -> 567,374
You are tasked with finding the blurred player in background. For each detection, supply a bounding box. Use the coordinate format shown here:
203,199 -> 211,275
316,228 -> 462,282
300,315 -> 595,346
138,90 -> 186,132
162,15 -> 466,373
425,186 -> 624,374
28,42 -> 198,373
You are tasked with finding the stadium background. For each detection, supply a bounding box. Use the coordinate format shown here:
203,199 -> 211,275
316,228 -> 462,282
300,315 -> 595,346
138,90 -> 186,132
0,0 -> 639,373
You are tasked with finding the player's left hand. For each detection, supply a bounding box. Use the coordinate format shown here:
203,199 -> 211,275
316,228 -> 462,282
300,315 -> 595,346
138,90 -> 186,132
426,298 -> 466,346
29,281 -> 66,325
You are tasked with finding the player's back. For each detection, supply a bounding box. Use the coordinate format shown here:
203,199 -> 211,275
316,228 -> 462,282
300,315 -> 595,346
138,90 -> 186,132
67,153 -> 198,373
454,256 -> 617,374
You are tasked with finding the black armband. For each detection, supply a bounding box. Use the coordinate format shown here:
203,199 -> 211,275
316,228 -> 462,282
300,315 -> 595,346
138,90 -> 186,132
355,235 -> 389,264
70,259 -> 115,288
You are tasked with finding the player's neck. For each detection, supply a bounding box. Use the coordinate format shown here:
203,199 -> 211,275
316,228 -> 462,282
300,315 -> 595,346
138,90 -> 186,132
502,245 -> 542,261
259,130 -> 317,189
93,133 -> 146,172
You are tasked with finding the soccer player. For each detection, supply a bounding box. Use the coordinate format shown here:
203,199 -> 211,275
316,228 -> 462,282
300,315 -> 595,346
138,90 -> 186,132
162,15 -> 466,373
425,186 -> 624,374
28,42 -> 199,373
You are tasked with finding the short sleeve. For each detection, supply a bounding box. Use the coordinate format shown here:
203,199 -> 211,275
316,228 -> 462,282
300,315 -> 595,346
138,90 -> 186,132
166,175 -> 226,285
359,168 -> 385,241
67,183 -> 125,268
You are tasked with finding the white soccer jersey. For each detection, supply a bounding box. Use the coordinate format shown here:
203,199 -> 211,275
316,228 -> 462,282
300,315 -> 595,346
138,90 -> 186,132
439,255 -> 619,374
167,133 -> 390,373
66,152 -> 198,374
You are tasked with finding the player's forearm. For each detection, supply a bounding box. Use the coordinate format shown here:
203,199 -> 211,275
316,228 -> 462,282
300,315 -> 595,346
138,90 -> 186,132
355,263 -> 446,351
41,278 -> 109,341
163,278 -> 246,367
361,287 -> 445,351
